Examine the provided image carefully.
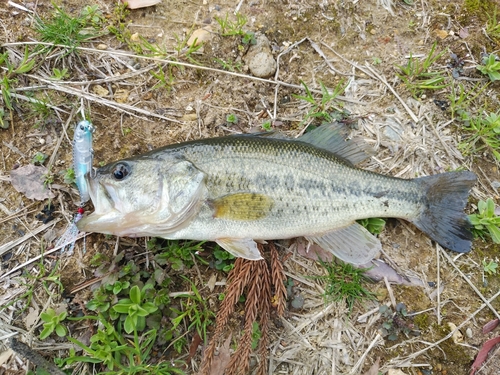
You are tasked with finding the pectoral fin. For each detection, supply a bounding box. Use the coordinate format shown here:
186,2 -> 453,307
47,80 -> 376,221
216,238 -> 263,260
305,223 -> 381,265
212,193 -> 274,221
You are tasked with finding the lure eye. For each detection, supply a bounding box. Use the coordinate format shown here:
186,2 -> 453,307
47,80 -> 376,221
112,163 -> 130,180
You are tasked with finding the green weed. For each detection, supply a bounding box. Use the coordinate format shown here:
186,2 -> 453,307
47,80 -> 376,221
150,64 -> 175,92
293,80 -> 346,125
171,277 -> 215,342
32,152 -> 48,165
214,57 -> 242,72
486,9 -> 500,42
226,113 -> 239,125
458,110 -> 500,161
477,53 -> 500,81
468,198 -> 500,243
62,168 -> 76,185
112,284 -> 159,334
215,13 -> 248,36
39,308 -> 68,339
213,247 -> 236,273
149,238 -> 206,270
379,303 -> 420,341
173,29 -> 204,64
51,67 -> 69,80
34,4 -> 102,53
312,260 -> 376,311
448,81 -> 489,119
396,42 -> 448,98
483,259 -> 498,275
357,218 -> 386,235
0,47 -> 36,128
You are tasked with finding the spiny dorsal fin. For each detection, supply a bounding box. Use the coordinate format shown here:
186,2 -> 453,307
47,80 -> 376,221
299,122 -> 374,165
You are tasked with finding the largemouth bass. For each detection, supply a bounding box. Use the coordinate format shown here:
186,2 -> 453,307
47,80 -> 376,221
76,124 -> 476,264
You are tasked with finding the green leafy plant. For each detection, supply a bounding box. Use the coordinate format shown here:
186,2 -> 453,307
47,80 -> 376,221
150,64 -> 175,92
261,121 -> 272,131
312,260 -> 376,311
171,277 -> 215,342
357,217 -> 386,235
242,31 -> 257,45
483,259 -> 498,275
477,53 -> 500,82
39,308 -> 67,339
468,198 -> 500,243
62,168 -> 76,184
32,152 -> 48,165
34,4 -> 102,54
150,238 -> 206,270
214,57 -> 242,72
215,13 -> 248,36
459,110 -> 500,161
379,303 -> 420,341
213,247 -> 236,273
0,47 -> 36,128
112,284 -> 158,334
51,67 -> 69,80
293,80 -> 346,125
226,113 -> 239,125
396,42 -> 448,98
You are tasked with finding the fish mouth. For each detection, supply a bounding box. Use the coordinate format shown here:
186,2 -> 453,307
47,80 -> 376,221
76,172 -> 123,234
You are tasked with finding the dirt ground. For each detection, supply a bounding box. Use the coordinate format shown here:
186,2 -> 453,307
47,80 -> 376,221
1,0 -> 500,374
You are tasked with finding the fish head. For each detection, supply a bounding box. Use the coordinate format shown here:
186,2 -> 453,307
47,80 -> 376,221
77,156 -> 206,237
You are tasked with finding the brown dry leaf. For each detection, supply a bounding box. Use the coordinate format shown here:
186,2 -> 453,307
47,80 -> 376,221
470,336 -> 500,375
483,318 -> 499,334
23,307 -> 39,329
363,357 -> 380,375
206,335 -> 231,375
459,28 -> 469,39
435,29 -> 448,39
10,165 -> 55,200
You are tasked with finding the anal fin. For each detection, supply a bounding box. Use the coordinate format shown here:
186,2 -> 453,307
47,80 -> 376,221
216,238 -> 263,260
305,222 -> 381,265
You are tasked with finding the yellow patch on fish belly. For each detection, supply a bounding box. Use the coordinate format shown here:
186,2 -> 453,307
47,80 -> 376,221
212,193 -> 274,220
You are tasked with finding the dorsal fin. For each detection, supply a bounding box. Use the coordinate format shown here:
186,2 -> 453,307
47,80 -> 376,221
298,123 -> 374,165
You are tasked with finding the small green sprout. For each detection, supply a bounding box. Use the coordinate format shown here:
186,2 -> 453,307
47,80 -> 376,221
468,198 -> 500,243
477,53 -> 500,82
32,152 -> 48,165
39,308 -> 67,339
379,303 -> 419,341
261,121 -> 272,131
226,113 -> 238,125
357,217 -> 386,235
62,168 -> 76,184
242,31 -> 257,45
483,259 -> 498,275
51,67 -> 69,80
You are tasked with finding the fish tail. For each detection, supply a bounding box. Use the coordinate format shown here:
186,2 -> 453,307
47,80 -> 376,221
412,171 -> 477,253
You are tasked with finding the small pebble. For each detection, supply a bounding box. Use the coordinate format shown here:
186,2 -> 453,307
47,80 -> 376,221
96,44 -> 108,50
466,327 -> 473,338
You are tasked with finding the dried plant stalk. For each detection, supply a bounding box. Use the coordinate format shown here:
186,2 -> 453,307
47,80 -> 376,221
256,254 -> 271,375
200,258 -> 253,374
226,260 -> 261,375
270,242 -> 287,316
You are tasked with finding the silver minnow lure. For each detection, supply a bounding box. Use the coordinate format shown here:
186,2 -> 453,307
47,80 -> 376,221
73,120 -> 94,204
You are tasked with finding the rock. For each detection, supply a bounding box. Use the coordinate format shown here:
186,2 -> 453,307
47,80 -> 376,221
187,26 -> 213,47
92,85 -> 109,97
122,0 -> 161,9
248,52 -> 277,78
96,44 -> 108,50
243,33 -> 277,78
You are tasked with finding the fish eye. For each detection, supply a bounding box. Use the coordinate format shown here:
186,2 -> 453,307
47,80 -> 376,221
112,163 -> 130,180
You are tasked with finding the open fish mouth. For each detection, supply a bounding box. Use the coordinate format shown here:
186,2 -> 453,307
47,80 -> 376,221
77,173 -> 124,234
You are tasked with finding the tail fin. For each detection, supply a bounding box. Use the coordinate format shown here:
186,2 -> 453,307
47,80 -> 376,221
412,171 -> 477,253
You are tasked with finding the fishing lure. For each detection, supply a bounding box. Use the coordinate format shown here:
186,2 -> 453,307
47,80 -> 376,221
55,120 -> 95,253
73,120 -> 95,204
